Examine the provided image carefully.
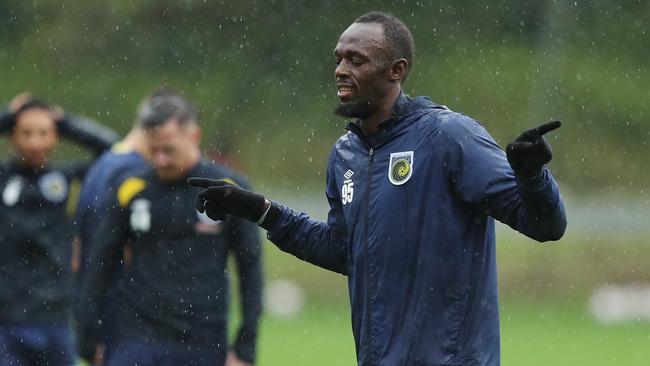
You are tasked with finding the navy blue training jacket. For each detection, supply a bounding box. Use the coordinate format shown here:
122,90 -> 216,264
267,93 -> 566,366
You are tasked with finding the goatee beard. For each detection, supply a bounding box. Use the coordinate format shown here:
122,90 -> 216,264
334,100 -> 378,119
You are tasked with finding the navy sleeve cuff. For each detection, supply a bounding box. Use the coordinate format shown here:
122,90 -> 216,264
514,167 -> 551,193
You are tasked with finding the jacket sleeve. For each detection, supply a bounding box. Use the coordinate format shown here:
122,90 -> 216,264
0,105 -> 12,133
225,179 -> 263,364
443,115 -> 567,242
76,198 -> 129,350
266,149 -> 349,274
57,114 -> 118,156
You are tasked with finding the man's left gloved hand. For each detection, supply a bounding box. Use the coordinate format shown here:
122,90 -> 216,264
506,120 -> 561,178
187,177 -> 267,222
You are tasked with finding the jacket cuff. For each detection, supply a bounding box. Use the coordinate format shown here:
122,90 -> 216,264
259,201 -> 282,231
515,167 -> 551,193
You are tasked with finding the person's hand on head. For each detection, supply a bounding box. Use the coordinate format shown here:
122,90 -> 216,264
187,177 -> 267,223
9,92 -> 33,113
506,120 -> 561,178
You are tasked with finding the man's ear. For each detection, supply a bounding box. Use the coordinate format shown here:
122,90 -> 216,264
388,58 -> 408,83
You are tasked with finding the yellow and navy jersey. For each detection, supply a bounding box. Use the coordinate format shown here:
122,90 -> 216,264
78,159 -> 262,361
0,105 -> 116,324
75,143 -> 146,264
0,160 -> 85,324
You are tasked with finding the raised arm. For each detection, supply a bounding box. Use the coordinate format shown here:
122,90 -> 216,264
56,113 -> 118,156
1,93 -> 118,153
444,116 -> 566,242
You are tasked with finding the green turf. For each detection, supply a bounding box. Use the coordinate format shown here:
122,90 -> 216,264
257,305 -> 356,365
254,299 -> 650,366
501,300 -> 650,366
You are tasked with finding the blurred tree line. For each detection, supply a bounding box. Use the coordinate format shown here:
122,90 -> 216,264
1,0 -> 648,195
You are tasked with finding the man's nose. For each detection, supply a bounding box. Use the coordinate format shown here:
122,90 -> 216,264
335,61 -> 350,79
28,135 -> 45,149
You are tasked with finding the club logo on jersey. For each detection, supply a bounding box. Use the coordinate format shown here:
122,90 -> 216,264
388,151 -> 414,185
341,170 -> 354,205
2,176 -> 24,206
38,171 -> 68,203
130,198 -> 151,233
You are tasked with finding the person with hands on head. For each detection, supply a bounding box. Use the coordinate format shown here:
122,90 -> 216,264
0,92 -> 117,366
77,89 -> 262,366
190,11 -> 566,366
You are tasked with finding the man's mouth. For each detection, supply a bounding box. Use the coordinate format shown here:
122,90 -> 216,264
337,85 -> 354,100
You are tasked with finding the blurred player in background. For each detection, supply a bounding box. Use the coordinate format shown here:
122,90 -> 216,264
77,90 -> 263,366
0,92 -> 117,365
73,92 -> 162,363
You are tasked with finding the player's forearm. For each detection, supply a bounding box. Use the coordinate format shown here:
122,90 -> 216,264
236,251 -> 263,336
267,204 -> 348,274
0,105 -> 14,133
57,114 -> 118,155
513,168 -> 567,241
230,217 -> 263,363
76,216 -> 125,333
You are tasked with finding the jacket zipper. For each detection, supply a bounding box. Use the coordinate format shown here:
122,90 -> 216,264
364,147 -> 374,362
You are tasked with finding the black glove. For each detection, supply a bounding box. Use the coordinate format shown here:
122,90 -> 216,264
506,120 -> 561,178
187,177 -> 267,222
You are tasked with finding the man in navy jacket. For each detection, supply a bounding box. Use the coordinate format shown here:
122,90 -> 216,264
189,11 -> 566,366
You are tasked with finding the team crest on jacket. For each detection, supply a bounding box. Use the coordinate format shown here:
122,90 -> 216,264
388,151 -> 414,185
38,171 -> 68,203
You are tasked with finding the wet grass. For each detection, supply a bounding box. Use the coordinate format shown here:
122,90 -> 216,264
254,298 -> 650,365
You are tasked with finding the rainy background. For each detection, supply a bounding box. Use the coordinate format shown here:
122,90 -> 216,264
1,0 -> 649,364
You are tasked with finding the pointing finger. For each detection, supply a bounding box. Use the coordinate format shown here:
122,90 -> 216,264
187,177 -> 227,188
534,120 -> 561,137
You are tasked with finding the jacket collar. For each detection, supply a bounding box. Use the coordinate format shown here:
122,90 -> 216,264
345,91 -> 436,149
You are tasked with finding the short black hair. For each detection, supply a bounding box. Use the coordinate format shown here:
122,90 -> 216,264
15,99 -> 52,116
355,11 -> 415,79
136,88 -> 199,129
6,98 -> 54,131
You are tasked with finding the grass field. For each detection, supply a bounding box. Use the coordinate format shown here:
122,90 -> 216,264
255,299 -> 650,366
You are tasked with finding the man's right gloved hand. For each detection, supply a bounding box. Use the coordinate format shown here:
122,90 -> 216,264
187,177 -> 267,223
